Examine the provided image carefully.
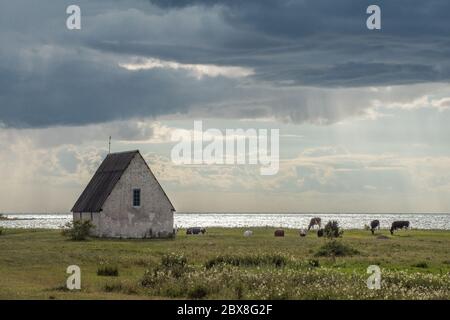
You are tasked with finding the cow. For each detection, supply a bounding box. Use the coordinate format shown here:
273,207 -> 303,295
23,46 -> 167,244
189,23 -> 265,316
308,217 -> 322,230
186,227 -> 206,235
317,229 -> 324,237
243,230 -> 253,237
299,229 -> 307,237
370,220 -> 380,235
274,229 -> 285,237
390,221 -> 410,235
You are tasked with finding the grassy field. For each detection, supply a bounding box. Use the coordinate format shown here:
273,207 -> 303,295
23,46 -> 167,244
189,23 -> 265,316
0,227 -> 449,300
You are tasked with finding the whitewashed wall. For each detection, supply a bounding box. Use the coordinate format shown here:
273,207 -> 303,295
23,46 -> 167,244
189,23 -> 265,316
74,154 -> 174,238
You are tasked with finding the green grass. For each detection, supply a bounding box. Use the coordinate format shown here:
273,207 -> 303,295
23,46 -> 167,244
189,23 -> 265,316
0,227 -> 449,299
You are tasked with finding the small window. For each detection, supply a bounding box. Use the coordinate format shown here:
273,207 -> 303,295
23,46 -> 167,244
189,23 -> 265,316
133,189 -> 141,207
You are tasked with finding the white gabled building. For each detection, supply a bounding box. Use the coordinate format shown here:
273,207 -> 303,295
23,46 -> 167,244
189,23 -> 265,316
71,150 -> 175,238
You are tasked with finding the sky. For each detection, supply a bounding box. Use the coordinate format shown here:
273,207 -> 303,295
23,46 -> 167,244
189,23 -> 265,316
1,0 -> 450,213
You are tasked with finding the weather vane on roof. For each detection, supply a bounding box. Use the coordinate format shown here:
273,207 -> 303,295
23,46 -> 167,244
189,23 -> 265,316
108,136 -> 111,154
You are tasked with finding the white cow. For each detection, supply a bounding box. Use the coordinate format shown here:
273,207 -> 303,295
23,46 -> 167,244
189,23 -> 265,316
244,230 -> 253,237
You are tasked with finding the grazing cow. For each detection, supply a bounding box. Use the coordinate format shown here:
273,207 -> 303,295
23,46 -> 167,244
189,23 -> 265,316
299,229 -> 307,237
370,220 -> 380,235
308,217 -> 321,230
186,227 -> 197,235
244,230 -> 253,237
317,229 -> 324,237
274,229 -> 285,237
390,221 -> 410,235
186,227 -> 206,235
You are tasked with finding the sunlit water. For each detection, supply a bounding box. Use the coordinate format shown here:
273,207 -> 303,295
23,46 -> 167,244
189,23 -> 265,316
1,213 -> 450,230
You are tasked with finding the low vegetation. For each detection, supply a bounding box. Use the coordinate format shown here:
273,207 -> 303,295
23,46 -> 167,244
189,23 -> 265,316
323,220 -> 344,239
0,227 -> 449,299
412,262 -> 429,269
97,264 -> 119,277
315,221 -> 358,257
61,220 -> 95,241
140,262 -> 450,300
315,240 -> 359,257
204,253 -> 286,269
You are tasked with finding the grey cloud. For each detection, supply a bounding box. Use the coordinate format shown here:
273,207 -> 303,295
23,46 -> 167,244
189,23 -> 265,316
0,46 -> 238,127
294,162 -> 414,194
263,62 -> 444,87
140,0 -> 450,86
1,0 -> 450,128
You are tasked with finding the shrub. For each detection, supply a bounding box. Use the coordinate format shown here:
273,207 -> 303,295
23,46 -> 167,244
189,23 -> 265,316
61,220 -> 95,241
161,252 -> 187,269
413,262 -> 428,269
97,265 -> 119,277
141,253 -> 189,285
141,269 -> 160,287
323,220 -> 344,239
315,240 -> 359,257
160,253 -> 188,278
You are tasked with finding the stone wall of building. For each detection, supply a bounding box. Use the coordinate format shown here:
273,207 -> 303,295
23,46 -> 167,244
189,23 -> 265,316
74,154 -> 174,238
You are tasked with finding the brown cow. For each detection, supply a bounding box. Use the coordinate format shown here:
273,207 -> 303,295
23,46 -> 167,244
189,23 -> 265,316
274,229 -> 285,237
308,217 -> 321,230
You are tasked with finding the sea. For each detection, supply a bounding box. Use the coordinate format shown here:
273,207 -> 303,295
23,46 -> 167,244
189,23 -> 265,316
1,213 -> 450,230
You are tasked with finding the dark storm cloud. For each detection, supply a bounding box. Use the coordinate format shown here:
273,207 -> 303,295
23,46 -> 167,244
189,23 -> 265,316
142,0 -> 450,84
0,46 -> 237,127
147,0 -> 450,37
1,0 -> 450,127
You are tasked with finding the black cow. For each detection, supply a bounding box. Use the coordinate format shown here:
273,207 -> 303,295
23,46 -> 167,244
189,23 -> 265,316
186,227 -> 206,235
370,220 -> 380,235
390,221 -> 410,235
